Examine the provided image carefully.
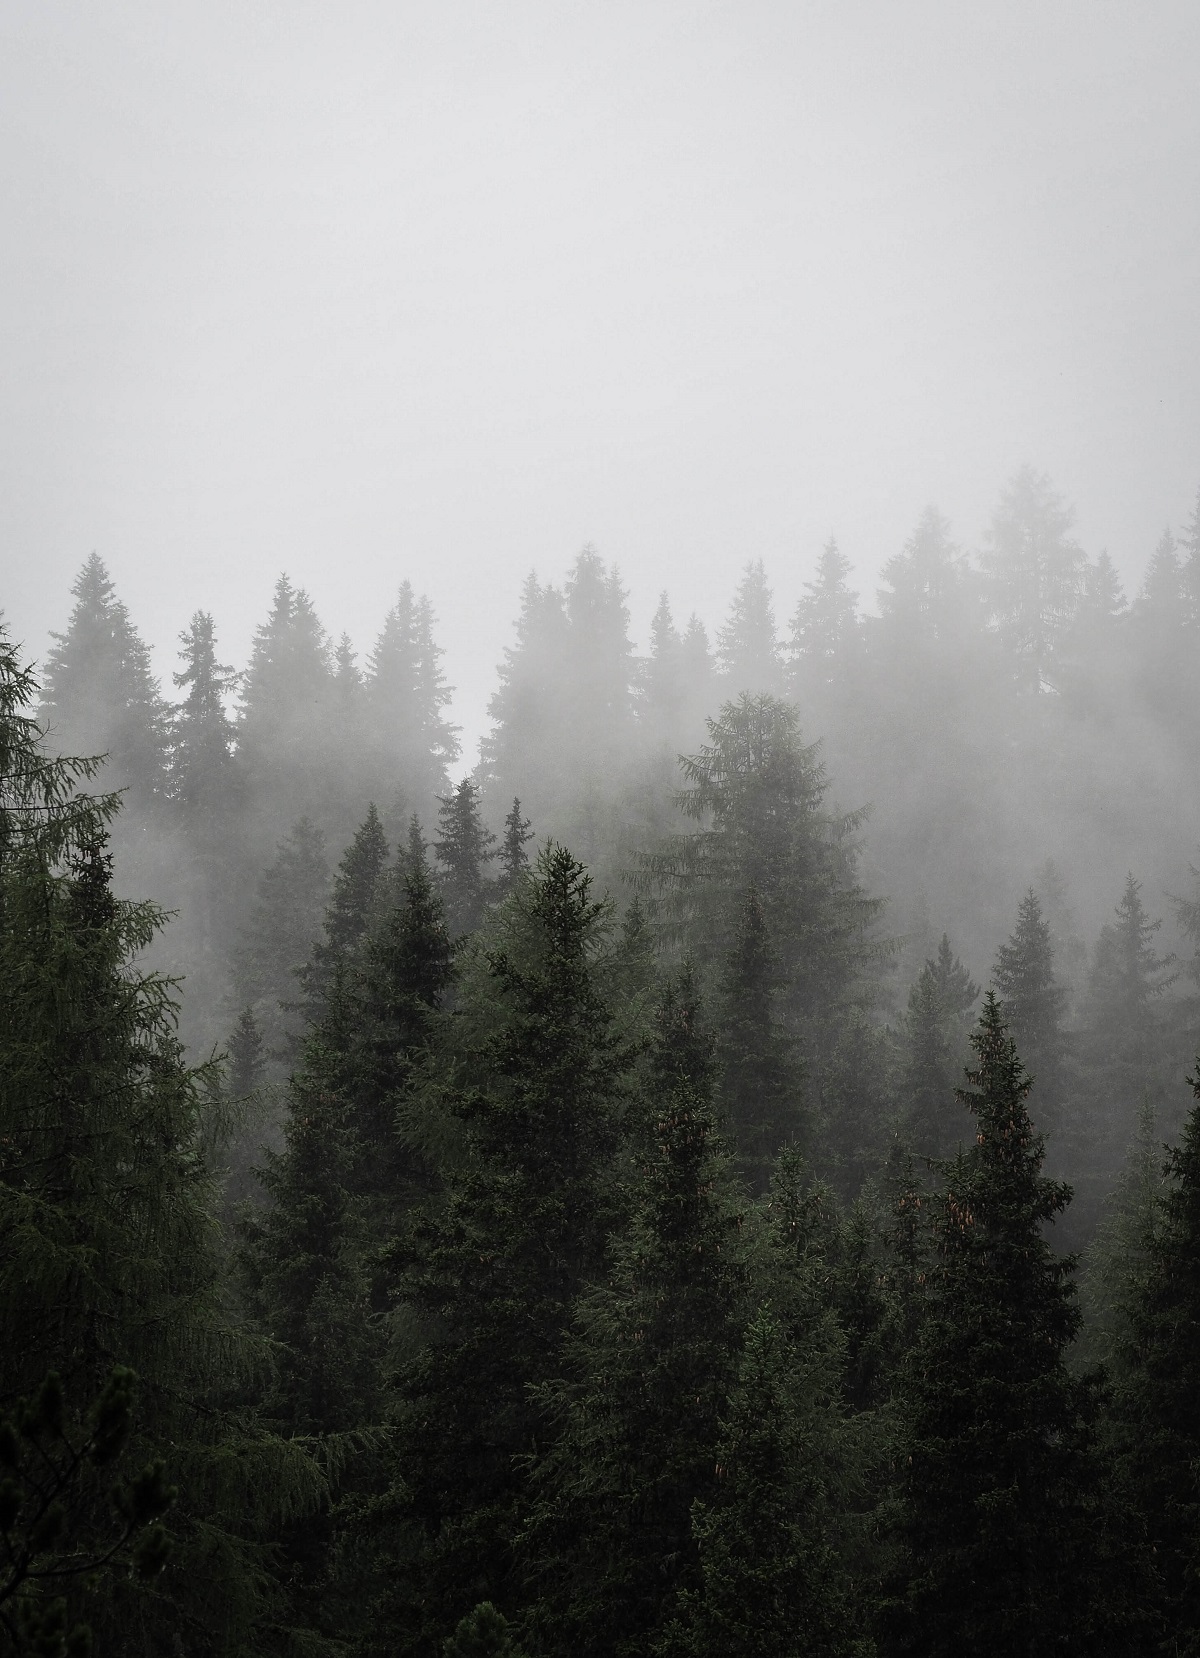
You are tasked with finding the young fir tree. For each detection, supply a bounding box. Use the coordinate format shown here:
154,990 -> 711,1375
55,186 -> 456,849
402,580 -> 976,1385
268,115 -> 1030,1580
301,801 -> 391,1013
787,537 -> 860,692
170,610 -> 240,827
991,888 -> 1068,1138
1114,1073 -> 1200,1650
980,465 -> 1085,693
715,560 -> 782,696
890,994 -> 1113,1657
367,846 -> 629,1654
39,554 -> 170,807
0,630 -> 323,1651
435,778 -> 498,935
495,797 -> 533,898
523,974 -> 750,1658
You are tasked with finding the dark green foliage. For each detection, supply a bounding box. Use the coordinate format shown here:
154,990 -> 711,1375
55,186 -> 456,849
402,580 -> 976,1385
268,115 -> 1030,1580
1113,1075 -> 1200,1648
231,816 -> 330,1061
302,802 -> 391,1013
443,1602 -> 528,1658
992,888 -> 1067,1135
891,993 -> 1111,1656
371,845 -> 629,1652
523,974 -> 749,1658
171,610 -> 240,823
436,779 -> 498,934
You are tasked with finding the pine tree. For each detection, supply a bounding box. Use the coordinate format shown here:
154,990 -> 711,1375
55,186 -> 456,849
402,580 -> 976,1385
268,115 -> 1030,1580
716,561 -> 782,695
0,629 -> 323,1650
642,591 -> 685,736
877,506 -> 971,647
1115,1075 -> 1200,1648
891,994 -> 1110,1656
992,888 -> 1067,1136
39,554 -> 170,805
231,817 -> 330,1062
717,883 -> 803,1181
496,797 -> 533,897
665,1306 -> 858,1658
1088,874 -> 1175,1080
787,537 -> 860,690
367,581 -> 459,815
237,574 -> 335,832
227,1007 -> 266,1100
980,466 -> 1085,692
523,975 -> 749,1658
370,846 -> 629,1652
899,935 -> 980,1160
435,778 -> 498,935
302,802 -> 391,1012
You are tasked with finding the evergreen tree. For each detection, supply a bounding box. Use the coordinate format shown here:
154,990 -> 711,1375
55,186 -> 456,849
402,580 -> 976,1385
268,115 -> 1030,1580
1179,480 -> 1200,627
1115,1073 -> 1200,1649
302,802 -> 391,1012
787,537 -> 860,690
992,888 -> 1067,1135
679,614 -> 715,719
1088,873 -> 1175,1082
443,1602 -> 529,1658
980,465 -> 1085,691
899,935 -> 980,1160
877,505 -> 972,647
716,561 -> 782,695
369,846 -> 629,1652
717,883 -> 803,1181
1131,528 -> 1191,717
495,797 -> 533,897
0,630 -> 323,1650
367,581 -> 459,815
642,591 -> 685,736
891,994 -> 1111,1656
39,554 -> 170,805
231,817 -> 330,1062
237,574 -> 335,832
435,778 -> 498,935
524,975 -> 749,1658
227,1006 -> 267,1100
1059,551 -> 1130,716
664,1306 -> 858,1658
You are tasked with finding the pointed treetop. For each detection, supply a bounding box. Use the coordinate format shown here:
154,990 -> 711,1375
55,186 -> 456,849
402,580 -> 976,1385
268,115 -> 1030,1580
717,560 -> 782,695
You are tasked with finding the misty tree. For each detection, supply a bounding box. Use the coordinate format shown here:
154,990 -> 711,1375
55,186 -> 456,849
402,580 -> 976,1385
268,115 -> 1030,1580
980,465 -> 1085,692
787,536 -> 860,691
642,590 -> 685,735
481,571 -> 570,820
876,505 -> 973,649
716,560 -> 783,696
39,554 -> 170,806
436,777 -> 498,934
1059,552 -> 1130,716
237,574 -> 334,830
496,795 -> 534,897
1085,875 -> 1175,1148
1178,480 -> 1200,628
1131,528 -> 1191,716
301,802 -> 392,1013
231,817 -> 330,1062
899,934 -> 980,1160
170,610 -> 243,952
366,580 -> 459,816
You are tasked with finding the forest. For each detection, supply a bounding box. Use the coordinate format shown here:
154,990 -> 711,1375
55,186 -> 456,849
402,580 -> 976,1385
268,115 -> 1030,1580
6,463 -> 1200,1656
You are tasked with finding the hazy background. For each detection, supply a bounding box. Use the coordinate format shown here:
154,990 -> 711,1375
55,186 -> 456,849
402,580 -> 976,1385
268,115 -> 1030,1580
2,0 -> 1198,757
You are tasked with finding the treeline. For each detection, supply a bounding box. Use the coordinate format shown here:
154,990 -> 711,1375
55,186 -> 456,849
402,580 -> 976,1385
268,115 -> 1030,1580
6,465 -> 1200,1652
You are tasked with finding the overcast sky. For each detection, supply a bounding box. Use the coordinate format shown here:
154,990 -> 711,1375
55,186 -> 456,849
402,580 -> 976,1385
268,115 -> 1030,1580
2,0 -> 1198,760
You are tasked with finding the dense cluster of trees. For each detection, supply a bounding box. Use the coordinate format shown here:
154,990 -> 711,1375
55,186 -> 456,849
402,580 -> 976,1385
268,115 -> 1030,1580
7,466 -> 1200,1653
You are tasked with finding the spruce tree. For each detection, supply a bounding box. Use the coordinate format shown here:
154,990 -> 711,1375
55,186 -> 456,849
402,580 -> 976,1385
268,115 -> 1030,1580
0,630 -> 323,1650
980,466 -> 1085,692
716,560 -> 782,696
495,797 -> 533,897
891,994 -> 1110,1656
877,505 -> 971,648
643,590 -> 685,736
992,888 -> 1067,1136
367,581 -> 459,815
39,554 -> 170,806
899,935 -> 979,1159
369,846 -> 629,1652
787,536 -> 860,691
435,778 -> 498,935
1115,1074 -> 1200,1648
237,573 -> 335,831
231,817 -> 330,1063
302,801 -> 391,1012
1131,528 -> 1191,717
523,974 -> 749,1658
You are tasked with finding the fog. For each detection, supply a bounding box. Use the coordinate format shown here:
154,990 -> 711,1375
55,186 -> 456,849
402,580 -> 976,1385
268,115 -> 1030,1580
4,2 -> 1199,755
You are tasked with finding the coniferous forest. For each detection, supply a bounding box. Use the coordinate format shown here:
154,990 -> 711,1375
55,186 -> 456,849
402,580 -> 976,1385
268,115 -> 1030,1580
10,466 -> 1200,1655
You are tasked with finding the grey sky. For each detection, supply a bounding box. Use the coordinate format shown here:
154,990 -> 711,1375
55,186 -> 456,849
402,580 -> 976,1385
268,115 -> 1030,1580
2,0 -> 1198,761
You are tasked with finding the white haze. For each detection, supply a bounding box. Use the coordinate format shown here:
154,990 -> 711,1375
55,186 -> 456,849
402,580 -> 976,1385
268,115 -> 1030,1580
2,0 -> 1199,760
